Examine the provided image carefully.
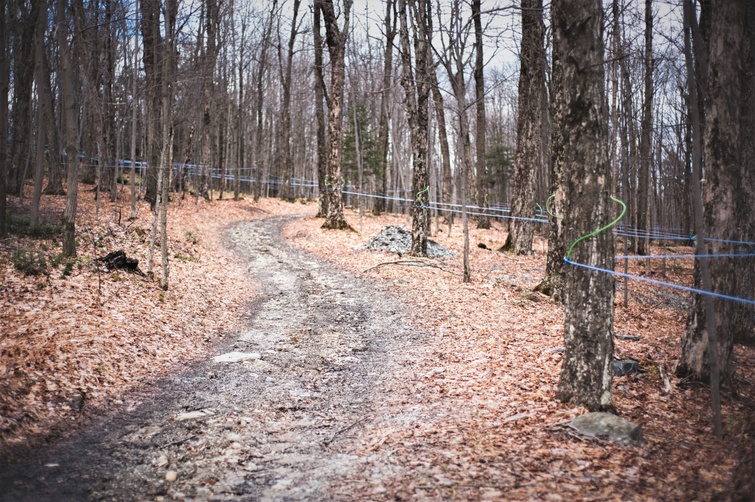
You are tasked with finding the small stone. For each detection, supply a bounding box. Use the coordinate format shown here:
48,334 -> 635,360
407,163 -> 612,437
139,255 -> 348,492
156,455 -> 169,467
165,470 -> 178,482
212,351 -> 261,363
175,410 -> 211,421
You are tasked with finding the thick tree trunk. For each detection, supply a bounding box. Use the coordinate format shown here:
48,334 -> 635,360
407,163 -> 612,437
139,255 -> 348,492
552,0 -> 615,412
140,0 -> 162,207
318,0 -> 352,230
58,0 -> 80,258
503,0 -> 546,255
678,0 -> 746,383
735,3 -> 755,346
398,0 -> 430,256
0,0 -> 8,237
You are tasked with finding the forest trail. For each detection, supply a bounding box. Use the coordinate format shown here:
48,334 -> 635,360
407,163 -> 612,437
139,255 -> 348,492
0,215 -> 428,501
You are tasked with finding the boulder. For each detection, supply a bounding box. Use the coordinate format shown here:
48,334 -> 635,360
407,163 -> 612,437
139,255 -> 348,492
569,412 -> 643,445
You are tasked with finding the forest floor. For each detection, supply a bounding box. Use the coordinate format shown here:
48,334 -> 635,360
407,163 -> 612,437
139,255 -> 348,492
0,185 -> 754,500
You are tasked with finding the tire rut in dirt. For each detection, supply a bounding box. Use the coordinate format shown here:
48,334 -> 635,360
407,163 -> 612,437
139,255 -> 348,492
0,216 -> 424,501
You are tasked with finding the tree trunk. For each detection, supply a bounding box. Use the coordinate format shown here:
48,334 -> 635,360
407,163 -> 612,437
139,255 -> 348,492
140,0 -> 162,207
0,0 -> 8,237
430,69 -> 452,225
678,0 -> 746,385
318,0 -> 352,230
313,4 -> 328,217
9,0 -> 41,196
129,1 -> 139,219
375,0 -> 395,217
29,0 -> 48,230
278,0 -> 301,202
58,0 -> 80,258
472,0 -> 489,229
254,1 -> 277,202
552,0 -> 615,412
159,0 -> 177,290
636,0 -> 653,256
735,2 -> 755,346
503,0 -> 546,255
398,0 -> 430,256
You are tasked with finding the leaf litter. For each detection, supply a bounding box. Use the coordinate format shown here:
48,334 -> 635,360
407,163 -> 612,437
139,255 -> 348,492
0,189 -> 753,500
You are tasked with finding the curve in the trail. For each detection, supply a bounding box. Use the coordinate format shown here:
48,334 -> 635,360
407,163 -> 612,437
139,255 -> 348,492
0,215 -> 426,501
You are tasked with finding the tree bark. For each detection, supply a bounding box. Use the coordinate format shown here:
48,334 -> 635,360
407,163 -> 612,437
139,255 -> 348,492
58,0 -> 80,258
40,42 -> 63,196
678,0 -> 746,384
735,2 -> 755,346
313,3 -> 328,217
140,0 -> 162,207
29,0 -> 48,230
318,0 -> 352,230
129,1 -> 139,219
255,1 -> 277,202
472,0 -> 489,229
0,0 -> 8,237
636,0 -> 653,255
398,0 -> 431,256
429,68 -> 452,225
278,0 -> 301,202
553,0 -> 615,412
503,0 -> 546,255
9,0 -> 41,196
375,0 -> 395,216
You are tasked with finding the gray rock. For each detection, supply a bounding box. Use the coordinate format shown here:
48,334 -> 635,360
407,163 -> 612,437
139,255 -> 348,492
357,226 -> 454,258
613,359 -> 642,376
569,412 -> 643,445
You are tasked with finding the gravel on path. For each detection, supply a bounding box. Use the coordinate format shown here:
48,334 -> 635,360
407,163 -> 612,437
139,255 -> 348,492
0,215 -> 428,501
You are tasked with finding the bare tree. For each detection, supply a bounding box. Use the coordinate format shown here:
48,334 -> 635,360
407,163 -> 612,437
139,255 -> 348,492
398,0 -> 431,256
317,0 -> 352,230
553,0 -> 616,412
677,0 -> 751,436
636,0 -> 653,255
313,2 -> 329,216
375,0 -> 396,216
254,1 -> 277,201
58,0 -> 81,258
29,0 -> 48,230
503,0 -> 547,255
277,0 -> 302,201
434,0 -> 476,282
0,0 -> 8,237
471,0 -> 489,229
8,0 -> 41,197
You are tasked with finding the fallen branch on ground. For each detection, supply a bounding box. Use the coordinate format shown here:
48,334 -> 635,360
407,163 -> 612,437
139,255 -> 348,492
362,259 -> 458,275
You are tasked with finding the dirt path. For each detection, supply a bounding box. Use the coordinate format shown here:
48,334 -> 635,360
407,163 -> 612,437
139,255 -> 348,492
0,215 -> 427,501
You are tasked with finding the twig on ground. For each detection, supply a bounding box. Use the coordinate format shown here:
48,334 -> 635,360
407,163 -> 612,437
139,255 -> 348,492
362,259 -> 458,275
322,417 -> 367,446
